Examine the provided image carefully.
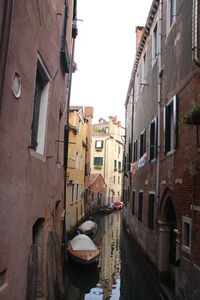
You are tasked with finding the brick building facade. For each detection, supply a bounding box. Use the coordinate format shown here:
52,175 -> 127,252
123,0 -> 200,298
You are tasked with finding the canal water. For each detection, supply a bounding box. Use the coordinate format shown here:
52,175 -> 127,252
64,211 -> 162,300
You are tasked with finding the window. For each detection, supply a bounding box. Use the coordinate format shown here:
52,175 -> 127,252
76,184 -> 79,202
70,184 -> 75,204
167,0 -> 176,33
93,157 -> 103,166
118,145 -> 121,157
142,52 -> 147,83
132,191 -> 135,215
148,194 -> 155,230
118,176 -> 120,184
78,119 -> 82,134
164,95 -> 178,153
150,118 -> 158,161
114,160 -> 117,170
140,130 -> 146,158
95,140 -> 103,149
152,23 -> 159,64
182,216 -> 192,254
118,161 -> 122,170
76,152 -> 79,169
133,140 -> 138,162
60,3 -> 70,73
138,192 -> 143,221
31,57 -> 50,155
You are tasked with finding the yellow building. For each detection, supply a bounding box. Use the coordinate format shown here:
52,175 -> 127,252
65,106 -> 88,232
91,116 -> 125,205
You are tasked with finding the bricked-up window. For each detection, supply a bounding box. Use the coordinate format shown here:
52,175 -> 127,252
140,130 -> 146,158
95,140 -> 103,149
182,216 -> 192,255
138,192 -> 143,221
150,118 -> 158,160
94,157 -> 103,166
31,58 -> 50,155
132,191 -> 135,215
133,140 -> 138,162
148,194 -> 155,230
164,95 -> 178,153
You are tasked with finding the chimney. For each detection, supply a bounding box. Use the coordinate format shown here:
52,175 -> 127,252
136,26 -> 144,50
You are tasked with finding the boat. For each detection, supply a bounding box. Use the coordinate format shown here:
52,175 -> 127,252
113,201 -> 123,210
67,234 -> 100,264
99,204 -> 114,214
78,220 -> 97,236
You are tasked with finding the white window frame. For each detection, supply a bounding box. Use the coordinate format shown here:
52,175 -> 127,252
31,55 -> 51,156
164,95 -> 178,154
182,216 -> 192,255
152,22 -> 159,66
166,0 -> 176,35
70,183 -> 75,204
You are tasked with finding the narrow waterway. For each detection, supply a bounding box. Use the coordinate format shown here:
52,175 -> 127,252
64,211 -> 162,300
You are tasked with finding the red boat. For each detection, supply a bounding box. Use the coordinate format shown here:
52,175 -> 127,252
112,201 -> 123,210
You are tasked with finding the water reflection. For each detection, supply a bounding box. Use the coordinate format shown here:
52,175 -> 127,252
64,212 -> 161,300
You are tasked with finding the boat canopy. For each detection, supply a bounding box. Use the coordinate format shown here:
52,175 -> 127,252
71,234 -> 96,251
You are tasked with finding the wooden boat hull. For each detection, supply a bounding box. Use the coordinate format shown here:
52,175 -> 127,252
67,241 -> 99,264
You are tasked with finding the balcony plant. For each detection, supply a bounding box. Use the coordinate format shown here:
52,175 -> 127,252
94,165 -> 102,170
183,104 -> 200,125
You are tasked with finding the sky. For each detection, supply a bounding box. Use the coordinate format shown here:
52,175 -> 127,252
70,0 -> 153,125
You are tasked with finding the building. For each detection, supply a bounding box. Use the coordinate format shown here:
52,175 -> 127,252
0,1 -> 77,298
91,117 -> 125,205
86,174 -> 107,215
123,0 -> 200,298
65,106 -> 89,232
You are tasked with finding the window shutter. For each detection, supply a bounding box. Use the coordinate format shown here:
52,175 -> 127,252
173,95 -> 178,149
165,106 -> 171,153
155,116 -> 158,157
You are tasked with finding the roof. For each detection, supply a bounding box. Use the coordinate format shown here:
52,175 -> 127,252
69,106 -> 83,112
89,173 -> 106,187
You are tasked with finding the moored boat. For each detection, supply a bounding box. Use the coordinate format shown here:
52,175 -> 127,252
112,201 -> 123,210
99,204 -> 114,214
78,220 -> 97,236
67,234 -> 100,264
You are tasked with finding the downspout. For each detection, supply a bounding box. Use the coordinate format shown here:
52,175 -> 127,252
156,0 -> 163,264
63,34 -> 76,244
0,0 -> 14,112
192,0 -> 200,67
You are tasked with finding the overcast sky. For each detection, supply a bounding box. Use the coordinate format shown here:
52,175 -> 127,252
70,0 -> 152,125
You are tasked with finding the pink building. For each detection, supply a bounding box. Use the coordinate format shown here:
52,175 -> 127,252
0,0 -> 77,298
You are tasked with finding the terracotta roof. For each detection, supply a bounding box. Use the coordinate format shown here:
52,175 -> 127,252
89,173 -> 107,187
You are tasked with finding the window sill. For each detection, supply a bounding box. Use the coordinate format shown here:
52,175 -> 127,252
29,148 -> 46,162
182,245 -> 191,255
166,149 -> 176,156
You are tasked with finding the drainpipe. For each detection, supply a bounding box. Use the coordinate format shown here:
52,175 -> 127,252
156,0 -> 163,266
63,33 -> 76,245
192,0 -> 200,67
0,0 -> 14,112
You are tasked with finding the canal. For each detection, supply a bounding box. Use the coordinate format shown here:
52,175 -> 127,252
64,211 -> 162,300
